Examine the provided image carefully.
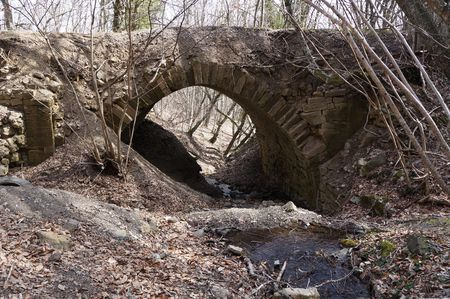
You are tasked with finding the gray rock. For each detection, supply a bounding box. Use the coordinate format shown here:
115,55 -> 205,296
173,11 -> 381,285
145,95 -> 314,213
0,145 -> 9,157
64,218 -> 80,232
227,245 -> 244,256
36,230 -> 71,250
165,216 -> 179,224
273,287 -> 320,299
110,228 -> 128,240
210,285 -> 231,299
140,219 -> 158,234
193,228 -> 206,237
1,125 -> 13,137
407,234 -> 430,255
283,201 -> 297,212
32,71 -> 45,79
0,176 -> 31,186
0,164 -> 8,176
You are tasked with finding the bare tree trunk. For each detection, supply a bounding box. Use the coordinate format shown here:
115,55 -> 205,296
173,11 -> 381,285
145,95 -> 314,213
224,111 -> 247,156
113,0 -> 122,32
1,0 -> 13,30
209,102 -> 237,144
187,92 -> 220,137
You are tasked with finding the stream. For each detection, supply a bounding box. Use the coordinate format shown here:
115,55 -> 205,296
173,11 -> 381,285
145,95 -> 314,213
229,228 -> 370,298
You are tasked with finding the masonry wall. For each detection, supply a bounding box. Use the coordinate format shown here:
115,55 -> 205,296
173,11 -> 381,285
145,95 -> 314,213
0,64 -> 64,174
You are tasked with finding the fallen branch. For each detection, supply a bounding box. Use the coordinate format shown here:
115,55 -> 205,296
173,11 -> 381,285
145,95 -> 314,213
314,268 -> 355,288
276,260 -> 288,282
3,264 -> 13,289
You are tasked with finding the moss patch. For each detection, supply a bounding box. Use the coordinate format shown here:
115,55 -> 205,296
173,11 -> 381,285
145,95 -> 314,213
379,240 -> 396,257
340,238 -> 358,248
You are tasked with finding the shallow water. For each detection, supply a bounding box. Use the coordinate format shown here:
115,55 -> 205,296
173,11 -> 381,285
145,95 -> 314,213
230,228 -> 370,299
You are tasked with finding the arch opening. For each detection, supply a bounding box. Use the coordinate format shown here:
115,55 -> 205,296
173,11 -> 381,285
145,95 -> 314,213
129,85 -> 288,200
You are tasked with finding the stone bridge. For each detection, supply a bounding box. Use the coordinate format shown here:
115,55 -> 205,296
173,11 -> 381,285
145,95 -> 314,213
0,27 -> 401,211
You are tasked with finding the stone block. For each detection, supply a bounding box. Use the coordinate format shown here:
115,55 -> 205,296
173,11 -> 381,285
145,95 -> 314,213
301,111 -> 326,126
289,120 -> 308,136
267,99 -> 287,118
300,136 -> 327,159
191,60 -> 203,85
325,88 -> 348,97
308,97 -> 332,105
200,63 -> 210,84
233,72 -> 248,94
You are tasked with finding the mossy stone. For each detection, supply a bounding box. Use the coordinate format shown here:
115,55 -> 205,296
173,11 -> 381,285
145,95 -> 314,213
340,238 -> 358,248
379,240 -> 396,257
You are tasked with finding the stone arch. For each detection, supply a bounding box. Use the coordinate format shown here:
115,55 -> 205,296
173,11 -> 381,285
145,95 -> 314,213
107,59 -> 365,212
103,28 -> 368,212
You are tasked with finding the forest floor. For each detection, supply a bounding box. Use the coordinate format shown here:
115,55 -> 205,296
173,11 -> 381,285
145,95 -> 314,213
1,115 -> 449,298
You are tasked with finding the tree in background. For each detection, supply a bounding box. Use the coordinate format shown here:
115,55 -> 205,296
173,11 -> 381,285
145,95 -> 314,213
1,0 -> 13,30
113,0 -> 160,32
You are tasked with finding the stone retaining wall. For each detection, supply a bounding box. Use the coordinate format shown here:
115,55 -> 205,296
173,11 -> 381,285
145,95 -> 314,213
0,63 -> 64,173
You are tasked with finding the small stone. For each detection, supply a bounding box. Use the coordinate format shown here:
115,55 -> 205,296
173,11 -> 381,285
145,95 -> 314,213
8,113 -> 24,130
57,284 -> 66,291
227,245 -> 244,256
210,285 -> 231,299
32,72 -> 45,79
193,228 -> 205,237
36,231 -> 71,250
140,219 -> 158,234
165,216 -> 179,224
339,238 -> 358,248
349,196 -> 361,204
0,146 -> 9,157
9,152 -> 20,163
0,164 -> 8,176
110,229 -> 128,240
283,201 -> 297,212
406,234 -> 429,255
64,218 -> 80,232
48,251 -> 62,262
273,287 -> 320,299
5,137 -> 18,152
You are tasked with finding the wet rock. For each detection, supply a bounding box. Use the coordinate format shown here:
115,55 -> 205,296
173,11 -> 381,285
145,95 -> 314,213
210,285 -> 231,299
0,176 -> 31,186
283,201 -> 297,212
36,230 -> 71,250
406,234 -> 430,255
273,287 -> 320,299
227,245 -> 244,256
